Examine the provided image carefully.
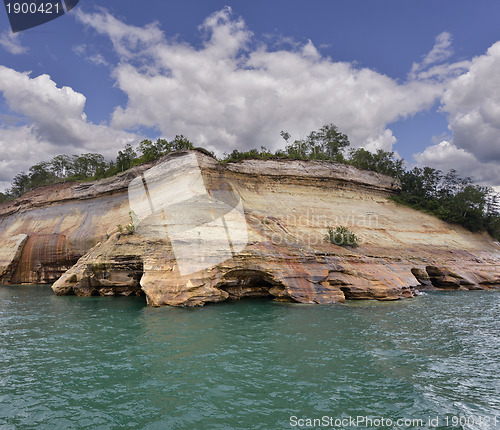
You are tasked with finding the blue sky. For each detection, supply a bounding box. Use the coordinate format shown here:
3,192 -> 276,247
1,0 -> 500,191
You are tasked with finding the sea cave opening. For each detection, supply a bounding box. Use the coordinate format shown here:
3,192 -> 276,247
218,269 -> 288,301
340,286 -> 355,300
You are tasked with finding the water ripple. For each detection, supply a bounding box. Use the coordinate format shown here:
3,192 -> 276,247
0,286 -> 499,429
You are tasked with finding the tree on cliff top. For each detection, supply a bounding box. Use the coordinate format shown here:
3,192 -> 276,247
1,125 -> 499,241
393,167 -> 500,238
116,144 -> 137,172
348,148 -> 404,179
277,123 -> 350,161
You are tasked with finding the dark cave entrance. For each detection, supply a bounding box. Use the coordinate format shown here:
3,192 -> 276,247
340,286 -> 355,300
218,269 -> 289,301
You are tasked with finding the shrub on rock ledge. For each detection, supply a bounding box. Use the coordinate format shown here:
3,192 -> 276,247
325,226 -> 359,247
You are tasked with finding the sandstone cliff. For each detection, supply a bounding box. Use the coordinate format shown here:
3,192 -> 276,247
1,149 -> 499,305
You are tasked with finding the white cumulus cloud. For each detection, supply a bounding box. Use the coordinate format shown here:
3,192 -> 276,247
439,42 -> 500,163
2,7 -> 500,190
0,66 -> 139,187
409,38 -> 500,188
414,140 -> 500,188
76,7 -> 444,155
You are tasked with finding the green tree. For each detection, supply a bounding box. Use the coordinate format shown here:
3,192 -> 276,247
10,172 -> 30,198
315,123 -> 350,161
50,154 -> 72,179
138,139 -> 162,163
284,138 -> 309,159
396,167 -> 442,210
393,166 -> 499,237
69,153 -> 106,179
28,162 -> 56,188
348,148 -> 373,170
116,144 -> 137,172
281,124 -> 350,161
0,192 -> 10,203
156,138 -> 171,153
348,148 -> 404,178
170,135 -> 194,151
280,130 -> 291,143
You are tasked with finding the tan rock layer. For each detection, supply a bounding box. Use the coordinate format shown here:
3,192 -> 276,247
1,150 -> 499,305
0,233 -> 28,283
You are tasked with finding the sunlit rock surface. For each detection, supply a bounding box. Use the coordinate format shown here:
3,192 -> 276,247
1,149 -> 499,305
0,234 -> 28,283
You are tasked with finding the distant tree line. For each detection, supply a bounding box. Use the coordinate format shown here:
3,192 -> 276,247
393,167 -> 500,238
221,124 -> 405,178
0,125 -> 498,241
220,124 -> 499,239
0,135 -> 193,201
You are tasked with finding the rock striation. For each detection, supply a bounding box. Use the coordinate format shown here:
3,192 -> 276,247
1,149 -> 499,305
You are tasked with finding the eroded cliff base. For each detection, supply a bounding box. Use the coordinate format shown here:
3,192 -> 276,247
2,150 -> 499,306
51,228 -> 500,307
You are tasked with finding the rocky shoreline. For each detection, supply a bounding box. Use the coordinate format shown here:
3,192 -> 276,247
1,149 -> 499,306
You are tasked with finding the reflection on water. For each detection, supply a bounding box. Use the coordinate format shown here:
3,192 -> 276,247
0,286 -> 499,429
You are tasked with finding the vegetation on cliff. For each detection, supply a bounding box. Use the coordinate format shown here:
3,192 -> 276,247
0,135 -> 193,200
325,226 -> 359,247
219,126 -> 499,239
393,167 -> 500,237
221,124 -> 405,179
1,125 -> 498,240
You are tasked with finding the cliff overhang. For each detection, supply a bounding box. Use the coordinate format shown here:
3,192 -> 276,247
1,149 -> 499,306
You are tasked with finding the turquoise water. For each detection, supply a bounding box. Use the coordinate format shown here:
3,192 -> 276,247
0,286 -> 499,430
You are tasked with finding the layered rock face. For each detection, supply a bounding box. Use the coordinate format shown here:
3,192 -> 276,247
0,166 -> 150,287
1,150 -> 499,305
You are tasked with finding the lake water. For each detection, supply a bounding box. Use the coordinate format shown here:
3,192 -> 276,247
0,286 -> 499,430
